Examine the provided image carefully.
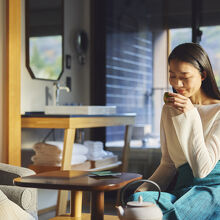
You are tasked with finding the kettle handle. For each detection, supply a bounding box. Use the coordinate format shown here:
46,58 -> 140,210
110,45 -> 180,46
120,179 -> 161,207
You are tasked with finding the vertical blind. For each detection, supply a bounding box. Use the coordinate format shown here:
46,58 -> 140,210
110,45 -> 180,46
105,0 -> 153,142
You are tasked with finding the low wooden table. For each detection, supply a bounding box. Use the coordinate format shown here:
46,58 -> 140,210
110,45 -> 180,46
14,170 -> 142,220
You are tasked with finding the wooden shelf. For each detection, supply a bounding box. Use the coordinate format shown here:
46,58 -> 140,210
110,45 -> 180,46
22,114 -> 135,215
29,161 -> 122,174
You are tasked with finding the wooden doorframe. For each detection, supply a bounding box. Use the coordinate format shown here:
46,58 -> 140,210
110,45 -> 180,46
5,0 -> 21,166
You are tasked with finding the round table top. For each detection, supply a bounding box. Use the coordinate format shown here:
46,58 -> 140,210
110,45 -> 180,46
14,170 -> 142,192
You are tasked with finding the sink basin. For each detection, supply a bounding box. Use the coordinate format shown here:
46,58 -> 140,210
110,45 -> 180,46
45,105 -> 117,115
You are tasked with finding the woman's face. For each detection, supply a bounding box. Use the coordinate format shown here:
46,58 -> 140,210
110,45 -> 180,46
169,59 -> 203,98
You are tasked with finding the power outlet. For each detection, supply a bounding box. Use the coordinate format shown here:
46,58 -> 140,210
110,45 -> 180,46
66,54 -> 71,69
66,77 -> 71,91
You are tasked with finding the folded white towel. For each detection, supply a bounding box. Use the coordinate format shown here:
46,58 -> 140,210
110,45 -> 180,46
84,141 -> 103,152
46,141 -> 88,155
84,141 -> 111,160
71,155 -> 87,165
31,141 -> 88,166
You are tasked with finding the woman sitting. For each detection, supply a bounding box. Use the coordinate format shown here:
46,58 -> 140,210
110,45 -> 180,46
132,43 -> 220,220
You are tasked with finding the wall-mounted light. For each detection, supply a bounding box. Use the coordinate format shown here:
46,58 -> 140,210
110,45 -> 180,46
74,30 -> 88,65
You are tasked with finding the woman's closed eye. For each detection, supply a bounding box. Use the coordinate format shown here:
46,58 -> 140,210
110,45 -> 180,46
170,76 -> 191,80
180,77 -> 191,80
170,76 -> 176,79
169,73 -> 176,78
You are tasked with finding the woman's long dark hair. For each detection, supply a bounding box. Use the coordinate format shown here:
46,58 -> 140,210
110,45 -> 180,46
168,43 -> 220,100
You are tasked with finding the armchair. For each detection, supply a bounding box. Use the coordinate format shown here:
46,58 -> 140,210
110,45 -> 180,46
0,163 -> 38,219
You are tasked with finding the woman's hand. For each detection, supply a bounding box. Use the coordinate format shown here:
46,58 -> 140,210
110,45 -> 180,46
165,92 -> 194,113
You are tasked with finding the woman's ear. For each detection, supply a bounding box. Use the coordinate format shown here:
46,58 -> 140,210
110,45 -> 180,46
201,71 -> 207,81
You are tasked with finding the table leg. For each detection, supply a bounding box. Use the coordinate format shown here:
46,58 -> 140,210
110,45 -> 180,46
116,125 -> 132,205
56,128 -> 76,216
91,191 -> 104,220
70,190 -> 83,217
61,128 -> 76,170
121,125 -> 132,172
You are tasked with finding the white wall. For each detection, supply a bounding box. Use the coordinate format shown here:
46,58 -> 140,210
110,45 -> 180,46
61,0 -> 90,106
21,0 -> 90,149
0,0 -> 6,162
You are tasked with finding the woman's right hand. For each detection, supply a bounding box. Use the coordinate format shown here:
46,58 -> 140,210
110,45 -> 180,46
164,92 -> 194,113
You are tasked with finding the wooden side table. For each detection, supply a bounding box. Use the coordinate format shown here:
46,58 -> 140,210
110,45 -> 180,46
22,113 -> 136,215
14,170 -> 142,220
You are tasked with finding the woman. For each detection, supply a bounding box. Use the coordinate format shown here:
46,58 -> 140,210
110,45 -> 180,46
132,43 -> 220,219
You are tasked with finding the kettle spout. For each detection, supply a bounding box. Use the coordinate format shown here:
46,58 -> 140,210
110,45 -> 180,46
116,206 -> 124,219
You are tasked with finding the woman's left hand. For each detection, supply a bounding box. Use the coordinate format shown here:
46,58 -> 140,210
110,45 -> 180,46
165,92 -> 194,113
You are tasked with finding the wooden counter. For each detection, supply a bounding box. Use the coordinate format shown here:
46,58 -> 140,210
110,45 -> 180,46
21,113 -> 136,215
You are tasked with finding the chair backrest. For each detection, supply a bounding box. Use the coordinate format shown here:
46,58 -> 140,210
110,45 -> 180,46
0,190 -> 7,202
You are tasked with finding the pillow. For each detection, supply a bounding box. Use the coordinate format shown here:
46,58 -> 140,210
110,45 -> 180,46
0,190 -> 34,220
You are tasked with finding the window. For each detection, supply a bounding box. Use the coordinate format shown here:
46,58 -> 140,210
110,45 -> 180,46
170,26 -> 220,87
105,1 -> 156,147
200,26 -> 220,87
170,28 -> 192,50
105,28 -> 154,147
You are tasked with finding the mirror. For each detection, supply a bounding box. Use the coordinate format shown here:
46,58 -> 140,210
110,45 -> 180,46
25,0 -> 64,80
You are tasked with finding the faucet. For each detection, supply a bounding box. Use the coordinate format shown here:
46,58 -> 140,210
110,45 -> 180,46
53,82 -> 70,106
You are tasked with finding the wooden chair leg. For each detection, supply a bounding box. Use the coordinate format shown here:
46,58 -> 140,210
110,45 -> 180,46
121,125 -> 132,172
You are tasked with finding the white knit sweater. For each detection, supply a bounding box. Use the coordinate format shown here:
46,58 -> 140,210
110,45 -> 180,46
149,103 -> 220,191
